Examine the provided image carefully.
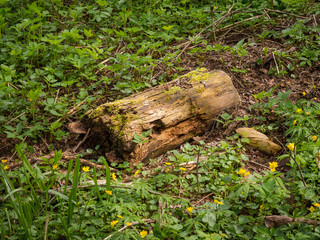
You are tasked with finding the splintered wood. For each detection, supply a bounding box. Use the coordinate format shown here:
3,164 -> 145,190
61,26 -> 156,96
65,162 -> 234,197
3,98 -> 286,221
84,68 -> 241,163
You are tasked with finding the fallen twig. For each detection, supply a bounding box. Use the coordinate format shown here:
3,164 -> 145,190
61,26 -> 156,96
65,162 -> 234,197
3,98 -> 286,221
73,128 -> 91,152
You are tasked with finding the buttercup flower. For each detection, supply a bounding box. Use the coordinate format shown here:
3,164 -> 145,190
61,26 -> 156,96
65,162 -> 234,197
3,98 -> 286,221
126,222 -> 131,226
260,205 -> 264,210
134,170 -> 139,176
296,108 -> 302,113
237,168 -> 246,175
140,230 -> 148,238
312,136 -> 317,142
111,220 -> 119,226
187,207 -> 193,213
293,120 -> 297,125
82,166 -> 90,172
4,166 -> 8,170
1,159 -> 7,163
314,97 -> 317,100
105,190 -> 112,195
214,199 -> 224,205
53,164 -> 58,170
179,167 -> 186,171
269,162 -> 278,172
310,206 -> 315,213
287,143 -> 295,151
221,234 -> 226,238
117,215 -> 123,219
244,171 -> 250,177
306,112 -> 310,115
314,203 -> 320,208
164,162 -> 172,166
112,173 -> 117,181
302,91 -> 306,96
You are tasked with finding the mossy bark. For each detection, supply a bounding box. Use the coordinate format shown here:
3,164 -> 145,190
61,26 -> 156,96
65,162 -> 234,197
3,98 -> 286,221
84,68 -> 241,163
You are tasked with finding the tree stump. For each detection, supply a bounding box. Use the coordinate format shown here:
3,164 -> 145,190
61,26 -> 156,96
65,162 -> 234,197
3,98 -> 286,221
84,68 -> 241,163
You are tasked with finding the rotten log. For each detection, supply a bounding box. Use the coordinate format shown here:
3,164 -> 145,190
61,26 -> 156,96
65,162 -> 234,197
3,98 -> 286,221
83,68 -> 241,163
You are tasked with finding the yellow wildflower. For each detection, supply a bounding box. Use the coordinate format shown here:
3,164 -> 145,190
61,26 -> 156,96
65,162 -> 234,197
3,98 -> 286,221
179,167 -> 186,171
53,164 -> 58,170
134,170 -> 139,176
244,171 -> 250,177
221,234 -> 226,238
293,120 -> 297,125
105,190 -> 112,195
296,108 -> 302,113
213,6 -> 217,10
112,173 -> 117,181
237,168 -> 246,175
314,97 -> 317,100
306,112 -> 310,115
312,136 -> 317,142
269,162 -> 278,169
287,143 -> 295,151
126,222 -> 131,226
260,205 -> 264,210
140,230 -> 148,238
82,166 -> 90,172
302,91 -> 306,96
314,203 -> 320,208
117,215 -> 123,219
4,166 -> 8,170
187,207 -> 193,213
110,220 -> 119,227
164,162 -> 172,166
214,199 -> 223,205
310,206 -> 315,213
1,159 -> 7,163
150,230 -> 153,234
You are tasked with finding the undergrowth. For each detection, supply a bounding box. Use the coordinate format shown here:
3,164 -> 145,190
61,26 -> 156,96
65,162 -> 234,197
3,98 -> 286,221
1,0 -> 320,239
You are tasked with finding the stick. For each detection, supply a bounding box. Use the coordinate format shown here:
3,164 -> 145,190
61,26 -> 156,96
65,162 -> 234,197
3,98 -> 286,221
73,128 -> 91,152
7,112 -> 26,125
272,52 -> 279,74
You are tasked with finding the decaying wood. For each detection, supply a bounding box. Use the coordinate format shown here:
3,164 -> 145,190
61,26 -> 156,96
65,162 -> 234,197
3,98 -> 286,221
236,127 -> 282,155
265,215 -> 320,228
84,68 -> 241,163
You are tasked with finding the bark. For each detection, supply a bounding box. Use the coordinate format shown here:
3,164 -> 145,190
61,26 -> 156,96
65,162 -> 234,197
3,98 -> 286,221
84,68 -> 241,163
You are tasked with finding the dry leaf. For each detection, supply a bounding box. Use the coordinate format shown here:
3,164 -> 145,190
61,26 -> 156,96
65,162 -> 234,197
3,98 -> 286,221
68,121 -> 86,134
236,127 -> 282,155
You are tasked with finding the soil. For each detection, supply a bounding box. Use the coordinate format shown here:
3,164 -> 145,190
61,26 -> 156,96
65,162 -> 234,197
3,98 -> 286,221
1,17 -> 320,177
